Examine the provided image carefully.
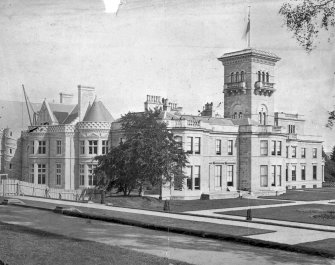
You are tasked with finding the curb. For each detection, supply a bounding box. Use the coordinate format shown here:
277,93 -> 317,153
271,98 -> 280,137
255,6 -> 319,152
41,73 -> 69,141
6,202 -> 335,259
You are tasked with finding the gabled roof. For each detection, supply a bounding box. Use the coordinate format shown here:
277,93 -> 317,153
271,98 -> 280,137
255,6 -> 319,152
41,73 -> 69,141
82,99 -> 114,122
62,104 -> 79,124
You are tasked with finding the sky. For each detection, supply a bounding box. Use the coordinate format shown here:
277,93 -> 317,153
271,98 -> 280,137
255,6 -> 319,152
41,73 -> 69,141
0,0 -> 334,150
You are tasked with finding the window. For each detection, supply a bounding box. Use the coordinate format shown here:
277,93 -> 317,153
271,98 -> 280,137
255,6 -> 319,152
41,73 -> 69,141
292,165 -> 296,181
88,140 -> 98,155
80,140 -> 85,155
186,166 -> 193,190
271,141 -> 276,156
291,146 -> 297,158
186,137 -> 193,154
286,146 -> 289,158
260,165 -> 268,187
266,72 -> 269,82
258,71 -> 261,81
194,137 -> 201,154
56,140 -> 62,155
30,164 -> 34,183
313,165 -> 317,180
194,166 -> 200,190
233,112 -> 237,119
79,164 -> 85,186
301,148 -> 306,158
10,131 -> 12,136
239,112 -> 243,119
9,163 -> 12,169
235,72 -> 240,82
9,149 -> 12,154
227,165 -> 234,186
263,113 -> 267,125
277,141 -> 282,156
241,71 -> 245,81
215,139 -> 221,155
271,165 -> 276,186
30,141 -> 35,154
277,165 -> 282,186
301,165 -> 306,180
37,164 -> 46,184
80,164 -> 85,186
312,148 -> 317,158
288,125 -> 296,134
260,140 -> 268,156
88,164 -> 97,186
259,112 -> 263,124
228,140 -> 233,155
37,141 -> 46,154
56,163 -> 61,185
230,72 -> 234,83
102,140 -> 108,155
286,164 -> 288,181
262,72 -> 265,82
214,165 -> 222,188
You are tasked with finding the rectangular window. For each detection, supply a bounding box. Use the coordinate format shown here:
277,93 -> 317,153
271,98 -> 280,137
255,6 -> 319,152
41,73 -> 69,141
38,141 -> 46,154
194,137 -> 201,154
214,165 -> 222,188
286,146 -> 289,158
80,140 -> 85,155
30,164 -> 34,183
277,165 -> 282,186
102,140 -> 108,155
313,165 -> 317,180
260,140 -> 268,156
292,165 -> 296,181
260,165 -> 268,187
312,148 -> 317,158
271,165 -> 276,186
186,137 -> 193,154
56,163 -> 62,185
301,148 -> 306,158
56,140 -> 62,155
301,165 -> 306,180
79,164 -> 85,186
271,141 -> 276,156
215,139 -> 221,155
88,140 -> 98,155
88,164 -> 97,186
30,141 -> 35,154
37,164 -> 46,184
277,141 -> 282,156
291,147 -> 297,158
194,166 -> 200,190
227,165 -> 234,186
286,164 -> 289,181
228,140 -> 233,155
186,166 -> 193,190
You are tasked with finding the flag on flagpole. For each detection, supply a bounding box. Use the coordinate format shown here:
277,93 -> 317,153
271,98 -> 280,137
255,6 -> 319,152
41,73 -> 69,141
243,6 -> 251,48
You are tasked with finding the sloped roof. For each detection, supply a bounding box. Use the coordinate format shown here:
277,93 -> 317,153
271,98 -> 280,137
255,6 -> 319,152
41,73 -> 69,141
82,99 -> 114,122
49,103 -> 76,124
62,104 -> 79,124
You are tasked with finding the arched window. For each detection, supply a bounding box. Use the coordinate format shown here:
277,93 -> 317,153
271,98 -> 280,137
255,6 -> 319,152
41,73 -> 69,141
241,71 -> 245,81
239,112 -> 243,119
262,72 -> 265,82
235,72 -> 239,82
230,72 -> 234,83
266,72 -> 269,83
263,113 -> 267,125
258,71 -> 261,82
233,112 -> 237,119
259,112 -> 263,124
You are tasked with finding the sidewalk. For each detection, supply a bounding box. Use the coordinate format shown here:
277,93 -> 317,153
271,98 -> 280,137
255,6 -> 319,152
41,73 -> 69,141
6,195 -> 335,247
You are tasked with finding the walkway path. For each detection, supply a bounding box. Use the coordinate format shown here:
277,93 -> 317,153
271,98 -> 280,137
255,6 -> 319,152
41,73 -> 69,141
9,196 -> 335,246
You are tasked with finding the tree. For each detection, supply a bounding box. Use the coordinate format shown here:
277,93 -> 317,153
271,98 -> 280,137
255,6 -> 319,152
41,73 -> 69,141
279,0 -> 335,52
95,109 -> 189,197
331,145 -> 335,162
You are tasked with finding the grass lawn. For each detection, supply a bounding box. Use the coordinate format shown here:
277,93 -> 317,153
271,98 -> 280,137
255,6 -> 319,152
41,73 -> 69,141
260,188 -> 335,201
220,204 -> 335,227
0,222 -> 192,265
11,199 -> 273,237
297,238 -> 335,253
92,195 -> 291,212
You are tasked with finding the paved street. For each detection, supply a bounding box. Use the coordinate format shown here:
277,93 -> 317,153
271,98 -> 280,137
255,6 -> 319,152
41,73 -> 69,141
0,205 -> 334,265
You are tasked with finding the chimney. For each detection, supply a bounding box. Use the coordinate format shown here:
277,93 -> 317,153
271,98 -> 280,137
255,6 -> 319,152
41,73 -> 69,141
78,85 -> 96,121
201,102 -> 214,117
144,95 -> 163,111
59,93 -> 74,104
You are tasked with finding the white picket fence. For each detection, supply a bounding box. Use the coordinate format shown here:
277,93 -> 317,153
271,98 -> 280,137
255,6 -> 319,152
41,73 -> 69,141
0,179 -> 82,201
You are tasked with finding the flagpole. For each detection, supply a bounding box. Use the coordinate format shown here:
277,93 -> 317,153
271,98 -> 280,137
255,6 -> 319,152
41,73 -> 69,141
248,5 -> 251,48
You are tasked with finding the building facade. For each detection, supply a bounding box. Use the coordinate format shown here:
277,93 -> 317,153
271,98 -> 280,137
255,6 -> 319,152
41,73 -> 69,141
0,48 -> 324,199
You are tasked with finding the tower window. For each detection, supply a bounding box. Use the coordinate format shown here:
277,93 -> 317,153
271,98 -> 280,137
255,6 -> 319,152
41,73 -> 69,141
266,72 -> 269,83
235,72 -> 239,82
241,71 -> 245,82
258,71 -> 261,81
230,72 -> 234,83
262,72 -> 265,82
239,112 -> 243,119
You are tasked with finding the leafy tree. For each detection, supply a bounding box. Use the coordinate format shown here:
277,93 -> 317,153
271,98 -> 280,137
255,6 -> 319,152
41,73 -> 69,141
331,145 -> 335,162
95,109 -> 189,198
279,0 -> 335,52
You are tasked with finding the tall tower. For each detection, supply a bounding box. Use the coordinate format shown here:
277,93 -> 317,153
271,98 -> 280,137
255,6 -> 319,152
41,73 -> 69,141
218,48 -> 281,125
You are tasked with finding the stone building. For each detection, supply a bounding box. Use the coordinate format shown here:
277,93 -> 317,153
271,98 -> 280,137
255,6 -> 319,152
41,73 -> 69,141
0,47 -> 324,199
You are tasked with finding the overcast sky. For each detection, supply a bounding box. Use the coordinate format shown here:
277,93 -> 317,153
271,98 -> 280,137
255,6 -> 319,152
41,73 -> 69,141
0,0 -> 334,150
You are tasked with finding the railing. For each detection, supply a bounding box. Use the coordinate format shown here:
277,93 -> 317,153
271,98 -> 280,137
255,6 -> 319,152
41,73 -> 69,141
1,179 -> 82,201
254,81 -> 275,90
224,81 -> 246,90
167,119 -> 201,128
